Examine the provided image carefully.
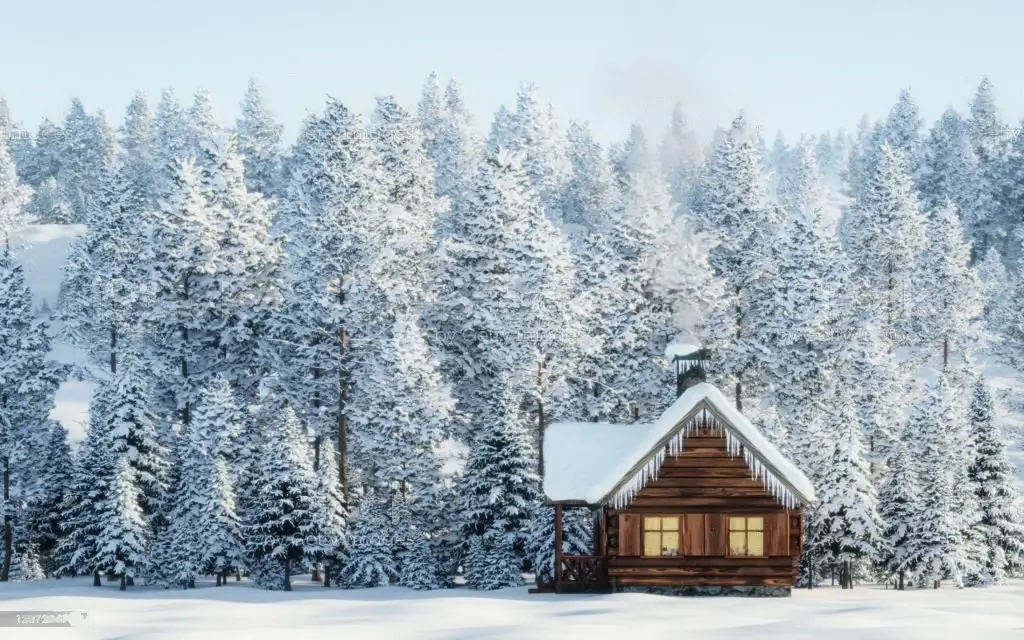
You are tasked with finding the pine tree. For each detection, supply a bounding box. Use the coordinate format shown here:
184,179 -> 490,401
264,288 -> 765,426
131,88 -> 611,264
57,391 -> 113,583
235,79 -> 283,196
105,354 -> 168,527
966,78 -> 1008,260
917,201 -> 982,367
506,84 -> 571,224
25,423 -> 74,576
309,439 -> 347,587
883,89 -> 924,180
876,432 -> 922,589
94,457 -> 149,590
919,109 -> 975,217
57,99 -> 117,223
461,380 -> 538,590
843,143 -> 926,350
243,406 -> 320,591
340,488 -> 395,588
815,388 -> 881,589
0,138 -> 30,242
0,251 -> 62,582
967,378 -> 1024,582
431,79 -> 483,237
659,102 -> 702,214
914,376 -> 970,588
417,72 -> 445,163
691,114 -> 778,409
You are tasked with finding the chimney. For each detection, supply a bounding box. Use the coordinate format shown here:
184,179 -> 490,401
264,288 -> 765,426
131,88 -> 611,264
666,343 -> 709,398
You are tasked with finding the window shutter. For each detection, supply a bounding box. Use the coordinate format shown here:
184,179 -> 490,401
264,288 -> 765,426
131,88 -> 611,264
618,513 -> 642,556
681,513 -> 706,556
766,512 -> 790,556
705,513 -> 727,556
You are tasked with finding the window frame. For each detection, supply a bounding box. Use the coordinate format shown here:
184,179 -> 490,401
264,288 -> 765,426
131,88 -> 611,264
727,515 -> 765,557
641,515 -> 681,557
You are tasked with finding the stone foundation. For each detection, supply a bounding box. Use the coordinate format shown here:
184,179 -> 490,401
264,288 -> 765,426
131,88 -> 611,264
614,585 -> 791,597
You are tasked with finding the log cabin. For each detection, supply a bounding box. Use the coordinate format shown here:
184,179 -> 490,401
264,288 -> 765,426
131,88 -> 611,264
538,346 -> 815,596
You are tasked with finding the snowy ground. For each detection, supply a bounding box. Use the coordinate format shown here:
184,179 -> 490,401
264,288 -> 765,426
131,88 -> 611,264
0,576 -> 1022,639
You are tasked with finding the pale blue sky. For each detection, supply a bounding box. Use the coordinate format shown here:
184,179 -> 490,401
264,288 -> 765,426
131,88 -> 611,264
1,0 -> 1022,145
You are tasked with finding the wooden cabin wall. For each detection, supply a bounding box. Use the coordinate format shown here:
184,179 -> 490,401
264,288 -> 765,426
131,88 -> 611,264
602,427 -> 803,588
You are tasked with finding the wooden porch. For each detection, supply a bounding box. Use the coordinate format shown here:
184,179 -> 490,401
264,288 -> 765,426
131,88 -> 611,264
530,503 -> 610,594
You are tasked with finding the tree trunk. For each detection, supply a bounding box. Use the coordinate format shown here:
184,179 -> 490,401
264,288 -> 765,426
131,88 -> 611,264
284,558 -> 292,592
898,569 -> 905,591
236,569 -> 241,582
120,574 -> 127,591
127,576 -> 134,586
537,359 -> 545,479
1,457 -> 11,582
216,574 -> 222,586
943,337 -> 949,370
323,564 -> 331,588
93,570 -> 101,587
110,326 -> 118,374
312,562 -> 322,583
338,279 -> 349,503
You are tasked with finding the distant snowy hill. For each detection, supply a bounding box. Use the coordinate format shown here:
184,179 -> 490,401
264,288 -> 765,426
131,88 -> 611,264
11,223 -> 95,441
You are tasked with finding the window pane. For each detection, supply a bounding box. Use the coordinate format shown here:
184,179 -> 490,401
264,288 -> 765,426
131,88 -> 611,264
748,517 -> 764,531
729,517 -> 746,531
644,532 -> 662,556
662,517 -> 679,531
728,531 -> 746,556
661,532 -> 680,556
644,516 -> 661,531
748,532 -> 764,556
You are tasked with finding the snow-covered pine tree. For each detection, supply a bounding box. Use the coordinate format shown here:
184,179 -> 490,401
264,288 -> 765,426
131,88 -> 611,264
152,89 -> 191,190
883,89 -> 924,182
57,390 -> 113,584
977,246 -> 1010,336
57,99 -> 117,223
965,78 -> 1009,261
914,375 -> 971,588
340,488 -> 395,588
0,136 -> 31,242
390,494 -> 442,590
814,387 -> 881,589
309,438 -> 347,587
843,143 -> 926,352
917,201 -> 982,367
191,375 -> 242,464
486,105 -> 515,153
876,431 -> 922,589
659,102 -> 702,215
235,79 -> 283,197
690,114 -> 778,410
433,145 -> 581,447
0,250 -> 63,582
461,378 -> 538,590
25,422 -> 74,577
118,91 -> 154,191
269,97 -> 385,498
431,79 -> 483,237
94,457 -> 149,590
58,161 -> 152,369
243,405 -> 320,591
506,83 -> 571,225
157,408 -> 244,588
417,72 -> 446,164
347,313 -> 453,580
919,110 -> 975,219
967,378 -> 1024,582
105,353 -> 168,529
599,127 -> 679,420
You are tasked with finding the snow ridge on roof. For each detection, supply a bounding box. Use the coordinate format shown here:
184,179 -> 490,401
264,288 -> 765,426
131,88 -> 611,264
543,382 -> 816,508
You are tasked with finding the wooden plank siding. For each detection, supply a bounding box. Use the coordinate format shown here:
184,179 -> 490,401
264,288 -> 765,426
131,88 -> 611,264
603,430 -> 801,589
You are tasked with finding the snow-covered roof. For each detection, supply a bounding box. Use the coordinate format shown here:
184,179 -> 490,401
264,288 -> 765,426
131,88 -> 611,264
664,342 -> 702,360
543,382 -> 816,509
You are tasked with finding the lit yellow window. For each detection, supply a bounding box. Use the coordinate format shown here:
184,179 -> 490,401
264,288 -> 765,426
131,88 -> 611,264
643,516 -> 679,557
728,516 -> 765,557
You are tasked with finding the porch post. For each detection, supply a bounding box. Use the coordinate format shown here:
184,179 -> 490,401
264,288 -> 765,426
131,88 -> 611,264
554,503 -> 563,587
